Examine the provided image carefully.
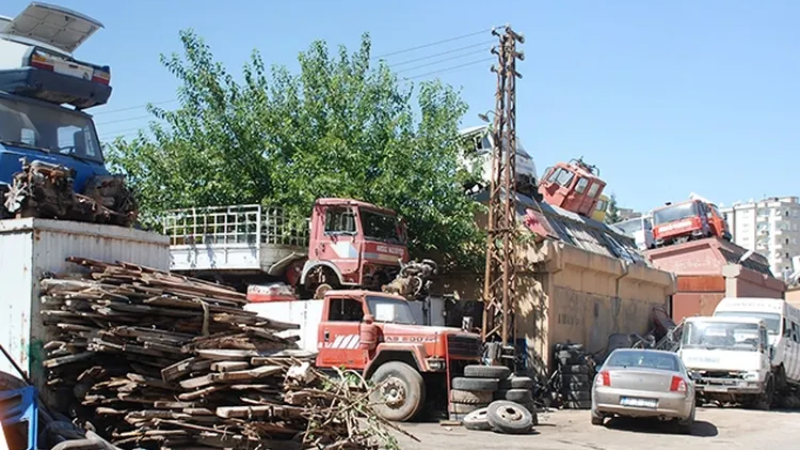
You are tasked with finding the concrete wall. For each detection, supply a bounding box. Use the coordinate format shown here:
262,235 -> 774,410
671,276 -> 725,321
437,239 -> 676,377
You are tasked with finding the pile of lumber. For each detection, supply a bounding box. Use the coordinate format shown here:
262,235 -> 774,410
40,258 -> 411,450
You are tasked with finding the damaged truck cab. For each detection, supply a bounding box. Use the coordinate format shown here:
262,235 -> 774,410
246,289 -> 482,422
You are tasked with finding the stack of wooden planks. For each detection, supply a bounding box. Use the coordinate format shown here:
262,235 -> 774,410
40,257 -> 411,450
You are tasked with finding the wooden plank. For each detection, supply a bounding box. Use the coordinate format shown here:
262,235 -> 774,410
210,361 -> 250,372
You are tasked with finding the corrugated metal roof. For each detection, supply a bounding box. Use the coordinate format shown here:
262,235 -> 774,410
473,191 -> 647,265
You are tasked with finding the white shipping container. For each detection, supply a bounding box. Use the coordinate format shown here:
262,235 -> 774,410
0,218 -> 169,392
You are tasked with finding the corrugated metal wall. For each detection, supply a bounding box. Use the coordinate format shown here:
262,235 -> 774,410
0,218 -> 169,391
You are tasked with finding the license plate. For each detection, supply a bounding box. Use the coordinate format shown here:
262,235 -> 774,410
620,397 -> 657,408
53,60 -> 92,80
703,386 -> 729,393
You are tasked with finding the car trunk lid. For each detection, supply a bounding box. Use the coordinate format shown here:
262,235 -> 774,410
1,2 -> 103,54
607,368 -> 676,392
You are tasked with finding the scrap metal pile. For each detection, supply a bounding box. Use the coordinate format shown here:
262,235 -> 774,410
40,258 -> 411,450
3,160 -> 138,226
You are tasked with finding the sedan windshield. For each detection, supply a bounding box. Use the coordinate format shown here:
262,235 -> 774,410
366,296 -> 416,325
0,96 -> 103,163
682,321 -> 762,352
653,203 -> 698,225
360,209 -> 403,244
604,350 -> 680,371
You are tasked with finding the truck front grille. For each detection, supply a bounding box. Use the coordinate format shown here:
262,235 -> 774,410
447,334 -> 481,358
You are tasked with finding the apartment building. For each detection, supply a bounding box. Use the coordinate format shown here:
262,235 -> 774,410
720,197 -> 800,278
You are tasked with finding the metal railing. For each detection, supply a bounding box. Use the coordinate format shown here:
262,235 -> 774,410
162,204 -> 309,248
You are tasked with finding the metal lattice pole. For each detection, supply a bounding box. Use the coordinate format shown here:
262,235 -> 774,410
482,26 -> 524,356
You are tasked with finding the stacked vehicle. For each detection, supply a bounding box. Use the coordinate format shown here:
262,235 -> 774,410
0,2 -> 136,225
651,194 -> 731,248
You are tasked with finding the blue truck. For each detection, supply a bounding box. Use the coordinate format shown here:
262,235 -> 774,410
0,2 -> 135,225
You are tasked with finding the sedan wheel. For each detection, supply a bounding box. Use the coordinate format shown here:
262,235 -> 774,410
676,406 -> 694,434
590,408 -> 605,426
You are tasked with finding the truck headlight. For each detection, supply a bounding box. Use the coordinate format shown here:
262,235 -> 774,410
427,358 -> 445,371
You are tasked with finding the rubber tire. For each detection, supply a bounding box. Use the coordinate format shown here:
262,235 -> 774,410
676,406 -> 694,434
449,402 -> 488,415
508,376 -> 534,389
563,390 -> 591,401
369,362 -> 425,422
754,378 -> 774,410
450,389 -> 493,405
561,364 -> 591,375
463,407 -> 492,431
564,380 -> 591,391
590,408 -> 605,426
497,389 -> 532,403
561,374 -> 590,383
464,365 -> 511,380
452,377 -> 499,392
564,399 -> 592,409
486,400 -> 534,434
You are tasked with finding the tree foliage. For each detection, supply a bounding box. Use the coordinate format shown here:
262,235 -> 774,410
107,29 -> 483,268
605,193 -> 621,224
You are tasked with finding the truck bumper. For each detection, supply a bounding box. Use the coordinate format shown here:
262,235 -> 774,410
696,378 -> 765,396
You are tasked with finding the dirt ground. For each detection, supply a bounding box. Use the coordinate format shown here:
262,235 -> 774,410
394,406 -> 800,450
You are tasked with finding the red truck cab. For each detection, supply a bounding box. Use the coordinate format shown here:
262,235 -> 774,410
315,290 -> 482,421
301,199 -> 409,296
538,158 -> 606,217
652,199 -> 731,247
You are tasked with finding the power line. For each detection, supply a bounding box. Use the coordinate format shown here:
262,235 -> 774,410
92,99 -> 178,116
372,28 -> 493,60
389,40 -> 494,67
95,114 -> 152,126
404,58 -> 495,80
395,49 -> 489,74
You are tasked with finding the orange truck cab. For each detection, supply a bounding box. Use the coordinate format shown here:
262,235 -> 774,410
245,289 -> 482,422
652,199 -> 731,247
538,158 -> 606,217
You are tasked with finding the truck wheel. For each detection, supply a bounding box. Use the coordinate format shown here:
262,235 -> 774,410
486,400 -> 534,434
754,378 -> 774,410
369,362 -> 425,422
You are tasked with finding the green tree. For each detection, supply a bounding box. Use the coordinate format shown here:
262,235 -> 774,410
605,193 -> 621,224
107,29 -> 483,269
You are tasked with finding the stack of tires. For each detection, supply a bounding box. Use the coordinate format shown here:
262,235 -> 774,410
448,365 -> 508,421
495,374 -> 537,420
555,343 -> 593,410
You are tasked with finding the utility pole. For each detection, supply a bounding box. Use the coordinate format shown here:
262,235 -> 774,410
482,25 -> 524,365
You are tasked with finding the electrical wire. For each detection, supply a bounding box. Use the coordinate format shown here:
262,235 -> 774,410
404,58 -> 495,80
372,28 -> 494,59
388,40 -> 494,67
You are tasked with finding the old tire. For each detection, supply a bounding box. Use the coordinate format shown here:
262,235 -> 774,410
509,376 -> 534,389
450,402 -> 488,415
496,389 -> 532,403
564,390 -> 591,401
561,373 -> 590,383
487,400 -> 534,434
450,389 -> 493,405
561,364 -> 591,375
464,365 -> 511,380
452,377 -> 499,392
369,362 -> 425,422
565,399 -> 592,409
754,378 -> 774,410
463,407 -> 492,431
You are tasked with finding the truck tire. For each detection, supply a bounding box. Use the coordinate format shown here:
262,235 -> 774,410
508,376 -> 534,389
561,364 -> 591,375
450,389 -> 493,405
449,402 -> 488,415
753,378 -> 775,411
452,377 -> 499,392
487,400 -> 534,434
496,389 -> 532,403
463,407 -> 491,431
464,365 -> 511,380
369,362 -> 425,422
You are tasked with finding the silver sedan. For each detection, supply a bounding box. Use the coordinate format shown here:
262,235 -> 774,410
591,349 -> 697,433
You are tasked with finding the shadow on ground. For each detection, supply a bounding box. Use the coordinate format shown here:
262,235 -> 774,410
604,417 -> 718,437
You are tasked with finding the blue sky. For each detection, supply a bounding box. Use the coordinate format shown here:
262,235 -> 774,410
7,0 -> 798,212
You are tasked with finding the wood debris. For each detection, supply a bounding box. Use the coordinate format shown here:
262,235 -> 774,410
41,257 -> 414,450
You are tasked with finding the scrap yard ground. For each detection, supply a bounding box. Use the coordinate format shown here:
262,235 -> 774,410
396,408 -> 799,449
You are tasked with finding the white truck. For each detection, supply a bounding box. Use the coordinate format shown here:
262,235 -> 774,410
677,297 -> 800,409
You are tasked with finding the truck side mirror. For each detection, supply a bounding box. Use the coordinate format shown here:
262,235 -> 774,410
687,371 -> 701,382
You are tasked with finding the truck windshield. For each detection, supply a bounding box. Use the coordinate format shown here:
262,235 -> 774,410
0,96 -> 103,163
682,321 -> 763,352
714,311 -> 781,336
615,219 -> 643,236
366,296 -> 416,325
653,203 -> 698,225
360,210 -> 403,244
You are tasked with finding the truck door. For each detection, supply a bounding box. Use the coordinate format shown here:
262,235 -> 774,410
317,295 -> 369,369
317,205 -> 360,284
